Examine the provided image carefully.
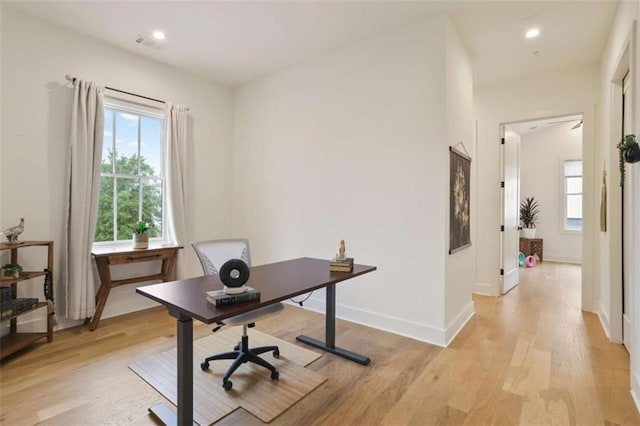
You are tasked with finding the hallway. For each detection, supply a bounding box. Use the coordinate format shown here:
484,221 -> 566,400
382,262 -> 639,424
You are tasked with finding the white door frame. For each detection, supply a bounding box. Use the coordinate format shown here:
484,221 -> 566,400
500,114 -> 586,296
608,22 -> 636,345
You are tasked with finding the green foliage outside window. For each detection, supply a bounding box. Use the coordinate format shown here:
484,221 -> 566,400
95,149 -> 162,242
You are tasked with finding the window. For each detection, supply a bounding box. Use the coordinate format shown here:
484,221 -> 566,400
95,99 -> 165,243
564,160 -> 582,231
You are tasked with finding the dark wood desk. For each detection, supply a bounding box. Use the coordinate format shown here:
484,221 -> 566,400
87,243 -> 182,331
136,257 -> 376,426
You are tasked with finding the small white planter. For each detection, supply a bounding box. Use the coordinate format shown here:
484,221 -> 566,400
521,228 -> 536,239
133,233 -> 149,249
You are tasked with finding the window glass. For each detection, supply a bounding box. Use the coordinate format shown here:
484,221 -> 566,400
95,101 -> 164,244
564,160 -> 583,231
566,177 -> 582,194
142,179 -> 163,238
114,112 -> 139,174
95,176 -> 115,242
141,117 -> 162,176
567,194 -> 582,218
564,160 -> 582,176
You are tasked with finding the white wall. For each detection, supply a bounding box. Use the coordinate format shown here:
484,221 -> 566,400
444,18 -> 476,341
0,7 -> 234,331
596,0 -> 640,410
518,122 -> 583,264
232,15 -> 474,346
474,65 -> 598,310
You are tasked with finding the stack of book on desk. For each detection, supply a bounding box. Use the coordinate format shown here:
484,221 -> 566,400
206,288 -> 260,307
329,257 -> 354,272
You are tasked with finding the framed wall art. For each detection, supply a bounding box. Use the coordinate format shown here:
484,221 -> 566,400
449,146 -> 471,254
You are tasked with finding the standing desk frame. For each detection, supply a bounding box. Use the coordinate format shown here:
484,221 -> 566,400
136,257 -> 376,425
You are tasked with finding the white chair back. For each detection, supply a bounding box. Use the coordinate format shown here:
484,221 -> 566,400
192,239 -> 251,276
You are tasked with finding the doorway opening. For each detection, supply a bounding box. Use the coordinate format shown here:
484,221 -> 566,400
500,114 -> 584,299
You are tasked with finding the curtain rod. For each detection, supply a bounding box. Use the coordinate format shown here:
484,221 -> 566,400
65,75 -> 189,111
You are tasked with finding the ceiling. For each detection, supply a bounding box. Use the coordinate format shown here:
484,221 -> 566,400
507,114 -> 583,136
6,1 -> 618,87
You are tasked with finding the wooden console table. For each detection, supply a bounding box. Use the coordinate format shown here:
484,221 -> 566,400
519,237 -> 543,262
87,243 -> 182,331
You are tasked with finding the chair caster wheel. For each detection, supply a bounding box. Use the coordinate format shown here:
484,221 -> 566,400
273,349 -> 280,358
223,380 -> 233,391
200,361 -> 209,370
234,344 -> 239,351
271,370 -> 279,380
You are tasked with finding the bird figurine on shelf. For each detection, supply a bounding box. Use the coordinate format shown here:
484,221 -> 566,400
1,218 -> 25,244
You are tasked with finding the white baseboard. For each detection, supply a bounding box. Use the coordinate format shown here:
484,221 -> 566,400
293,297 -> 448,347
632,373 -> 640,414
473,282 -> 497,296
544,256 -> 581,265
444,301 -> 475,346
623,313 -> 631,348
52,285 -> 160,332
1,315 -> 47,334
597,301 -> 611,339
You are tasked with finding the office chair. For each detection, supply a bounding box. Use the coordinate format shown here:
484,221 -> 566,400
192,238 -> 284,391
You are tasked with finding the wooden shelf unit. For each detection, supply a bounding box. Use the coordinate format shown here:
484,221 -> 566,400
0,241 -> 54,360
0,332 -> 50,359
1,271 -> 48,288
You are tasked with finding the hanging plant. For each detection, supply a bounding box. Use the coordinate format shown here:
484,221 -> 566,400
617,134 -> 639,186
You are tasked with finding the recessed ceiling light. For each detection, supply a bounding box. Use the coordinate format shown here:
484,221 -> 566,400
526,28 -> 540,39
152,31 -> 166,41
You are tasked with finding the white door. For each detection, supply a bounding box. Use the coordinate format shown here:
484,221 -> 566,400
622,71 -> 632,350
501,128 -> 520,293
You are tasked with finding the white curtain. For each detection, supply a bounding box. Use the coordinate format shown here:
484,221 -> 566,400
165,104 -> 188,264
65,79 -> 104,320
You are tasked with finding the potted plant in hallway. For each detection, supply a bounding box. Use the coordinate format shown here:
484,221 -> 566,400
520,197 -> 540,239
132,221 -> 151,249
617,134 -> 639,186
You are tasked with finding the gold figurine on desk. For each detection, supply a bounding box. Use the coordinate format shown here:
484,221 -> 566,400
337,239 -> 346,261
330,239 -> 353,272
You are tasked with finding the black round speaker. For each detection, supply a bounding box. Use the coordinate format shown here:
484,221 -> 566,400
219,259 -> 250,288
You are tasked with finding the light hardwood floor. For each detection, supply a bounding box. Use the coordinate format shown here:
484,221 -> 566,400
1,262 -> 638,425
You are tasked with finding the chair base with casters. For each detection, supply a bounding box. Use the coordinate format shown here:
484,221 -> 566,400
201,323 -> 280,391
199,302 -> 284,391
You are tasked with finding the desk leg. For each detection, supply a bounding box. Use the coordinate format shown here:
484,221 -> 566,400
148,309 -> 195,426
161,250 -> 178,282
296,283 -> 370,365
87,257 -> 112,331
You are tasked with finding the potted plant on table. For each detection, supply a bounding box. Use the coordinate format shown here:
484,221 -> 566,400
617,134 -> 639,186
132,221 -> 151,249
520,197 -> 540,239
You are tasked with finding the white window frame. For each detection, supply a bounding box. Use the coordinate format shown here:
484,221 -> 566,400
93,97 -> 167,247
562,159 -> 583,233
